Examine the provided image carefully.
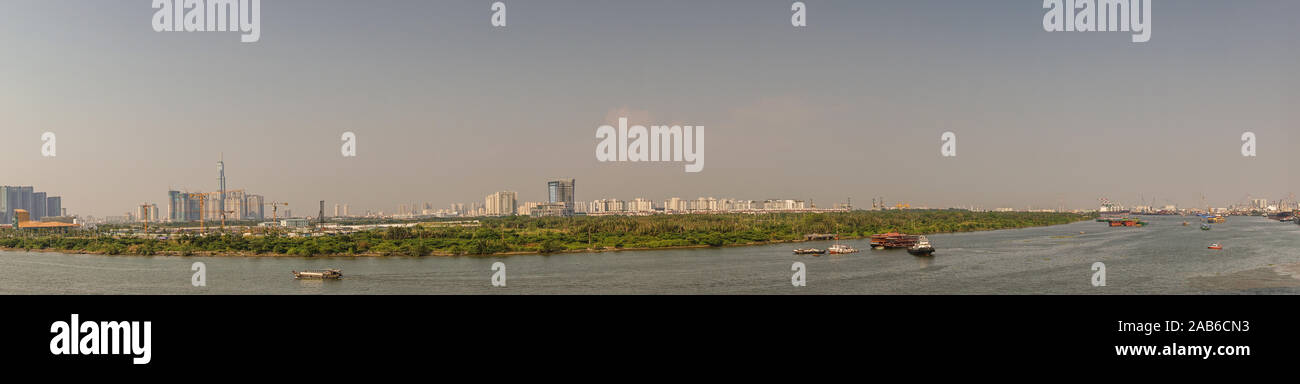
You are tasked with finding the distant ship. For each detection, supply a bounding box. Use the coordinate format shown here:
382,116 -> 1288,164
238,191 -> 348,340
1267,212 -> 1295,222
1098,218 -> 1147,227
793,248 -> 826,255
292,269 -> 343,280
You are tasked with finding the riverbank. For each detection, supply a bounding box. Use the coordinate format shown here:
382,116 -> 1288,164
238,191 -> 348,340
0,211 -> 1094,258
3,215 -> 1294,295
2,241 -> 762,258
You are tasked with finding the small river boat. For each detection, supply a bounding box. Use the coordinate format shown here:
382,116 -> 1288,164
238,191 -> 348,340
293,269 -> 343,280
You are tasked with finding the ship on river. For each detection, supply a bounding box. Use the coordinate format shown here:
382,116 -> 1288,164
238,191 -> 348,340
292,269 -> 343,280
793,248 -> 826,255
1198,214 -> 1226,224
907,236 -> 936,256
870,233 -> 920,249
1097,218 -> 1147,227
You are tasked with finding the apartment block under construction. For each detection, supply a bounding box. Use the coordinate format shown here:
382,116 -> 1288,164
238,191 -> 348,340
163,155 -> 267,223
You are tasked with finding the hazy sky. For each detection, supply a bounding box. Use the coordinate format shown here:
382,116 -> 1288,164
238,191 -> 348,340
2,0 -> 1296,216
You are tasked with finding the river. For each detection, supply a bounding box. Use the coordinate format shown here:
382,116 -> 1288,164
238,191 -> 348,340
2,216 -> 1298,294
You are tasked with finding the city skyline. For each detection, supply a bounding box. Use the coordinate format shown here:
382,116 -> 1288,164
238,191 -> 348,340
2,0 -> 1296,217
7,149 -> 1299,220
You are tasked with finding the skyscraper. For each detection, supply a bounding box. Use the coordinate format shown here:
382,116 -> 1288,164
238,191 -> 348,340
32,192 -> 46,220
547,179 -> 576,216
0,186 -> 17,224
46,196 -> 62,219
246,194 -> 265,220
18,186 -> 33,220
485,191 -> 518,216
217,153 -> 227,223
167,190 -> 184,222
224,190 -> 248,220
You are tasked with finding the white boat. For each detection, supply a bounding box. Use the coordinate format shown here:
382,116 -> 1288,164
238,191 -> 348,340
827,243 -> 859,254
292,269 -> 343,279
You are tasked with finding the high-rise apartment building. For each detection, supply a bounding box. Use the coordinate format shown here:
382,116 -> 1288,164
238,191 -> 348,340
547,179 -> 576,216
0,186 -> 63,223
241,194 -> 263,220
485,191 -> 519,216
18,186 -> 33,221
46,196 -> 62,219
32,192 -> 47,220
0,186 -> 16,224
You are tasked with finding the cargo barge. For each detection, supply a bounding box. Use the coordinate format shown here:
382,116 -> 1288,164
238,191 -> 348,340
870,233 -> 920,249
1097,218 -> 1147,227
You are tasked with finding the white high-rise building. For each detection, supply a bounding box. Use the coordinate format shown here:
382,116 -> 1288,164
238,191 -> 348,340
665,197 -> 686,212
485,191 -> 518,216
630,198 -> 654,213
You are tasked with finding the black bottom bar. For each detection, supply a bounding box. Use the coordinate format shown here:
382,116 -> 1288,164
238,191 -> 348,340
3,295 -> 1290,374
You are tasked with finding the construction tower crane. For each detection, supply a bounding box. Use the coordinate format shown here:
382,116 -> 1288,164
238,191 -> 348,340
188,192 -> 215,233
263,202 -> 289,221
139,204 -> 151,232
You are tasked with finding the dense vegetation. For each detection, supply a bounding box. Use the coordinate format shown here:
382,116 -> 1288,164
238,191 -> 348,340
0,211 -> 1092,257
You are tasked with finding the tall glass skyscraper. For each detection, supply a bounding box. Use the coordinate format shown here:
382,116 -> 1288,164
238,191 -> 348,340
32,192 -> 46,220
547,179 -> 576,216
0,186 -> 16,224
46,197 -> 62,219
0,186 -> 62,224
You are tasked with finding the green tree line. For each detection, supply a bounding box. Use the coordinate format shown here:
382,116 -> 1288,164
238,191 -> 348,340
0,211 -> 1092,257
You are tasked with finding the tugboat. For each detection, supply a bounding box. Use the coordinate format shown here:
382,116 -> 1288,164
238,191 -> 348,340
1207,243 -> 1222,250
292,269 -> 343,280
793,248 -> 826,255
907,236 -> 936,256
827,243 -> 860,254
